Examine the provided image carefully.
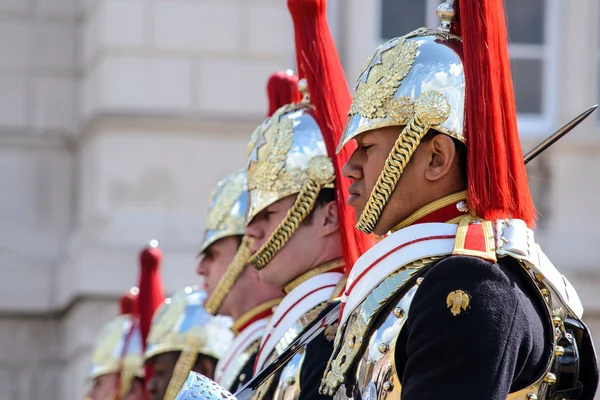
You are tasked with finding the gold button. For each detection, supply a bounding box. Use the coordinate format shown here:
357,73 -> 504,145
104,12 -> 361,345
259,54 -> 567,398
383,381 -> 394,392
285,376 -> 296,385
552,316 -> 562,326
554,346 -> 565,357
378,343 -> 390,354
393,307 -> 405,318
544,372 -> 557,384
416,277 -> 424,286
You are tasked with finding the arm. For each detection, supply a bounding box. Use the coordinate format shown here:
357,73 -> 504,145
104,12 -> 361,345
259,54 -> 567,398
398,256 -> 537,400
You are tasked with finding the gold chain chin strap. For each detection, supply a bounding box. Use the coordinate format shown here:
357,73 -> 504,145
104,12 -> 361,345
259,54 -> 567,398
163,344 -> 200,400
118,369 -> 134,400
356,91 -> 452,234
356,115 -> 430,234
249,178 -> 323,270
205,236 -> 254,315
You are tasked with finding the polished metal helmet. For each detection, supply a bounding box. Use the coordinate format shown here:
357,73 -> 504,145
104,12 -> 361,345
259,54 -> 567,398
144,286 -> 234,399
199,170 -> 254,315
337,6 -> 465,234
245,81 -> 335,270
199,169 -> 248,256
87,313 -> 144,399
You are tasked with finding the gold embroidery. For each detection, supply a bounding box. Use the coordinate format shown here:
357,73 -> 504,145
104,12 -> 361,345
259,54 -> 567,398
247,116 -> 297,193
452,216 -> 497,262
283,258 -> 345,294
349,37 -> 419,121
446,290 -> 470,316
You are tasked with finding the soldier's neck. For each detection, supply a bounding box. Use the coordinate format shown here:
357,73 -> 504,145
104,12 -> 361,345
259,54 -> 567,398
390,190 -> 469,233
283,257 -> 345,294
230,297 -> 283,335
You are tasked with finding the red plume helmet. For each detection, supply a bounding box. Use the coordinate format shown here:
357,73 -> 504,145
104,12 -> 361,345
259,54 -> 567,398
287,0 -> 373,271
451,0 -> 536,226
137,240 -> 165,387
267,71 -> 301,117
119,288 -> 139,316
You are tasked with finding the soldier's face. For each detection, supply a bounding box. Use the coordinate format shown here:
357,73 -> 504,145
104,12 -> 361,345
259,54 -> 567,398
87,373 -> 117,400
147,352 -> 217,400
197,236 -> 240,316
342,126 -> 426,235
245,195 -> 333,287
124,378 -> 145,400
147,352 -> 178,400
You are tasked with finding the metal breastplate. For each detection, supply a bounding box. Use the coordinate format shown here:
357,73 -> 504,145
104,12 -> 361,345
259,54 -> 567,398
329,261 -> 587,400
333,283 -> 417,400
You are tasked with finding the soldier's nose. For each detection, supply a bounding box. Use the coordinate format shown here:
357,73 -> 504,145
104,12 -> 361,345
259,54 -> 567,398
245,222 -> 262,241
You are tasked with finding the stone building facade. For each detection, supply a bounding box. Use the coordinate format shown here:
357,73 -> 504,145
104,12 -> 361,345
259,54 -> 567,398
0,1 -> 598,399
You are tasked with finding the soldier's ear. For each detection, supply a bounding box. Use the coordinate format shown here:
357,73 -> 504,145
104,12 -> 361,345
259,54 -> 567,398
319,200 -> 339,235
424,134 -> 456,182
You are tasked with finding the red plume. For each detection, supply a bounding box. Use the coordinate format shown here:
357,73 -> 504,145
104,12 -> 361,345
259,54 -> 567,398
288,0 -> 373,271
267,71 -> 301,117
451,0 -> 536,227
137,241 -> 165,388
119,288 -> 139,316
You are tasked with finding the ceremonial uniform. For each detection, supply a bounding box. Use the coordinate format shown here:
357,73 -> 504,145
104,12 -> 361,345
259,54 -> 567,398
144,286 -> 234,400
244,82 -> 347,400
200,169 -> 282,392
85,289 -> 144,400
320,2 -> 599,399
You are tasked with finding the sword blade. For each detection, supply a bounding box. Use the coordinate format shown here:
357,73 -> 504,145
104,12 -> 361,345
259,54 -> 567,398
524,105 -> 598,164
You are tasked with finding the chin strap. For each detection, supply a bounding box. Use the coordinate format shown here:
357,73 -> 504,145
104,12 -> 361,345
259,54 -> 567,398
205,237 -> 254,315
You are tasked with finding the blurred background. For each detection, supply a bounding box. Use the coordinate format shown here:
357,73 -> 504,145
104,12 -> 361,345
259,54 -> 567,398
0,0 -> 599,398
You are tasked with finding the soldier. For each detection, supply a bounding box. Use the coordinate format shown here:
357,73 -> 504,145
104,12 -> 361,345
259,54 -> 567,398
85,289 -> 144,400
144,286 -> 234,400
195,71 -> 300,392
319,1 -> 599,399
240,1 -> 371,398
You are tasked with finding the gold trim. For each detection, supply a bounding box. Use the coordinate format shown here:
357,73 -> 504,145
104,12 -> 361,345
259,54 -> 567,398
330,275 -> 348,301
452,216 -> 497,262
391,190 -> 467,232
205,236 -> 254,315
231,298 -> 283,335
283,258 -> 345,294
